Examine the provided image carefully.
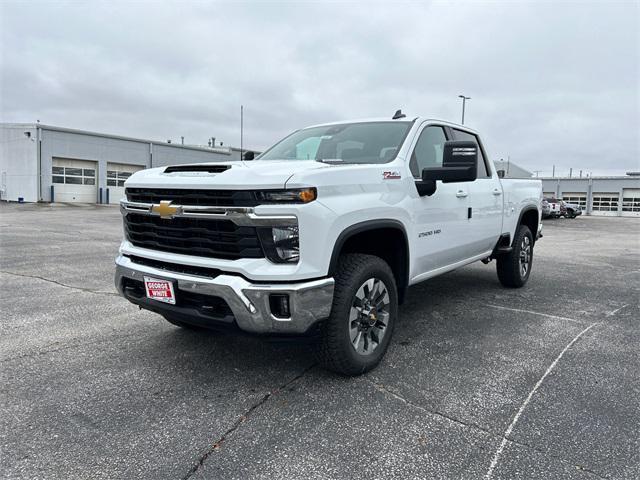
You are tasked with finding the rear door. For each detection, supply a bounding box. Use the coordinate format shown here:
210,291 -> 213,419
407,123 -> 472,277
450,128 -> 503,255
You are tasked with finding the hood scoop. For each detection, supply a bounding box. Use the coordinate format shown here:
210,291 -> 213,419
164,164 -> 230,174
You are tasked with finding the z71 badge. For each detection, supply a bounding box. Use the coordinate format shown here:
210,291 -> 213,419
383,171 -> 401,180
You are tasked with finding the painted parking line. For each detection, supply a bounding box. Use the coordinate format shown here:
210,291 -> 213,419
605,304 -> 628,317
484,322 -> 599,479
485,304 -> 587,324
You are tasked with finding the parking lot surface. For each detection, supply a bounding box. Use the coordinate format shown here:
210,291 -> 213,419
1,203 -> 638,479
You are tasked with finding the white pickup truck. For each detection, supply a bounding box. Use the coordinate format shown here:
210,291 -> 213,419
115,114 -> 542,375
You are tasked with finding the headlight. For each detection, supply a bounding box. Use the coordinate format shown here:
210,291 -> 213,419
257,226 -> 300,263
257,188 -> 317,203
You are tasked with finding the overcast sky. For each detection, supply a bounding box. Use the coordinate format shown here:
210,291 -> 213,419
1,0 -> 638,175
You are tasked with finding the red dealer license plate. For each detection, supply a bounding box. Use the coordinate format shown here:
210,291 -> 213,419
144,277 -> 176,305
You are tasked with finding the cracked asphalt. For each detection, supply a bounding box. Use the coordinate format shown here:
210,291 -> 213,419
1,202 -> 638,479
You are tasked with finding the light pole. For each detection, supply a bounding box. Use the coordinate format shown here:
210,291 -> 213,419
458,95 -> 471,125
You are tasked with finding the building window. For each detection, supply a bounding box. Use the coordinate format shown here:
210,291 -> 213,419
560,193 -> 587,211
107,169 -> 132,187
592,193 -> 619,212
52,166 -> 95,185
622,192 -> 640,212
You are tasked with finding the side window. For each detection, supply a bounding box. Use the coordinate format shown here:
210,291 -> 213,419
451,129 -> 490,178
409,126 -> 447,178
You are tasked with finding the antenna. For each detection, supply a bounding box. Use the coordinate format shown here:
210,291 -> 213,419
392,109 -> 406,120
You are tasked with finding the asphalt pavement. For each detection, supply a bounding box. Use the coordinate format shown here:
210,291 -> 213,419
1,203 -> 638,479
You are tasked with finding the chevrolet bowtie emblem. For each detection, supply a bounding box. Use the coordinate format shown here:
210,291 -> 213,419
151,200 -> 180,219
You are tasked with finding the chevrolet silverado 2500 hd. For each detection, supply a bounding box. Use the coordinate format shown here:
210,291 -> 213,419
115,115 -> 543,375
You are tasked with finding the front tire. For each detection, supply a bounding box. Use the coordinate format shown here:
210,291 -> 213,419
496,225 -> 534,288
316,254 -> 398,376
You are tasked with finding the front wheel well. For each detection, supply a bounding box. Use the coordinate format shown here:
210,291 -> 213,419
329,223 -> 409,304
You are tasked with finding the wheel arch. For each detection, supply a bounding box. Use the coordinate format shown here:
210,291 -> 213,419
517,206 -> 539,244
329,220 -> 410,304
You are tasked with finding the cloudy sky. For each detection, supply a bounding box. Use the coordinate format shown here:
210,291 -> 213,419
1,0 -> 638,175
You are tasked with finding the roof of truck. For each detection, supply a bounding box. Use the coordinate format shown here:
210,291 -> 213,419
305,117 -> 480,134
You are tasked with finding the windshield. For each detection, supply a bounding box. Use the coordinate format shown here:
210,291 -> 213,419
257,121 -> 412,163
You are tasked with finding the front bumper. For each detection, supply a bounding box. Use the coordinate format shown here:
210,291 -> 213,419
115,255 -> 334,335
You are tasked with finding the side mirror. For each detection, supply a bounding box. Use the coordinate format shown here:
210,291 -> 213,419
422,140 -> 478,184
497,169 -> 505,178
243,151 -> 255,160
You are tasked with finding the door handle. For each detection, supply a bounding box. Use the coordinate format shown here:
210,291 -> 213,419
456,190 -> 468,198
493,189 -> 502,196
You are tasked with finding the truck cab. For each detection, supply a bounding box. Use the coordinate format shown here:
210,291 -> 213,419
115,114 -> 542,375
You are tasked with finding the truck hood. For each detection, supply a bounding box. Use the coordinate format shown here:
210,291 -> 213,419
125,160 -> 333,190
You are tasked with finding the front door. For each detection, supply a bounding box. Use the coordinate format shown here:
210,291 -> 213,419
407,123 -> 472,278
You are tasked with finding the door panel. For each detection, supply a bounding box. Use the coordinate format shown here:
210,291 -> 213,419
467,177 -> 504,254
407,124 -> 471,277
450,129 -> 503,256
410,183 -> 471,275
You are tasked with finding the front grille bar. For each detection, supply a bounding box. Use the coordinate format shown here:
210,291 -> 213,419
120,200 -> 297,227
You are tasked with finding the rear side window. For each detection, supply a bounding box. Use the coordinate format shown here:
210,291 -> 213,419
452,129 -> 490,178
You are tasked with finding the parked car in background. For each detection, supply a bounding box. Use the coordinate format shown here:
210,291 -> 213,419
559,201 -> 567,217
542,199 -> 551,218
561,200 -> 582,218
543,198 -> 562,218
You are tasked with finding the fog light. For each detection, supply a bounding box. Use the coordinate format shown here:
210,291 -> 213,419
269,294 -> 291,319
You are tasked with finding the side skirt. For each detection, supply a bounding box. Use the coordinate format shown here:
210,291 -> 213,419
408,250 -> 494,286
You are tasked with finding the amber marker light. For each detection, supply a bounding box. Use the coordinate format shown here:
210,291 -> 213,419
298,188 -> 317,203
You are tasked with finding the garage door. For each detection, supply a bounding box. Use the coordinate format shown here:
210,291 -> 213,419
107,163 -> 144,204
560,192 -> 587,211
52,158 -> 97,203
621,188 -> 640,217
591,192 -> 620,216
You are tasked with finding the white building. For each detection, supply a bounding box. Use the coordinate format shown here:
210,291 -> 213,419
0,123 -> 257,204
541,174 -> 640,217
492,159 -> 640,218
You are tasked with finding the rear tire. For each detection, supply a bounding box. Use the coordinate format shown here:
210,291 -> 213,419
496,225 -> 534,288
316,254 -> 398,376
